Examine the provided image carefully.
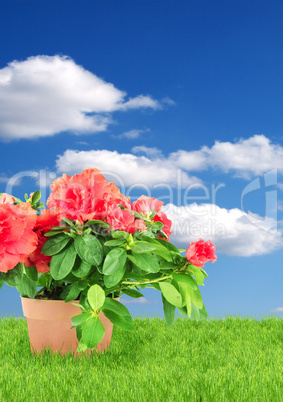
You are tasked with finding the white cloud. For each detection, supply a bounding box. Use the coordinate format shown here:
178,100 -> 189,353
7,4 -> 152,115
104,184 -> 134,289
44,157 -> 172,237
170,149 -> 208,171
54,134 -> 283,190
0,55 -> 163,140
132,145 -> 163,159
56,149 -> 201,188
114,129 -> 147,140
164,203 -> 283,256
161,97 -> 176,106
121,94 -> 161,110
171,135 -> 283,178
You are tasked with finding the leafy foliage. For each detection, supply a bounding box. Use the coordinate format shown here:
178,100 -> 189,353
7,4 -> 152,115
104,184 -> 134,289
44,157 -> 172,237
1,183 -> 214,352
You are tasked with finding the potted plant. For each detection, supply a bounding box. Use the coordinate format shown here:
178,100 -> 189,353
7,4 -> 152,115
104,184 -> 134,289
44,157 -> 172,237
0,168 -> 217,354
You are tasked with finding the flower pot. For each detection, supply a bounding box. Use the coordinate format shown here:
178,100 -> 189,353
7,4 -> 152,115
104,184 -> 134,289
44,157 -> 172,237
21,297 -> 116,355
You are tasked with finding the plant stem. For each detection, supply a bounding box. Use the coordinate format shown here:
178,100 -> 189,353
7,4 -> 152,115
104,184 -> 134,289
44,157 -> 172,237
121,274 -> 172,287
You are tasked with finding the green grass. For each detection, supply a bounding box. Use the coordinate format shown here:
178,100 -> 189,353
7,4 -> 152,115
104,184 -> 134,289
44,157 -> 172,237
0,315 -> 282,401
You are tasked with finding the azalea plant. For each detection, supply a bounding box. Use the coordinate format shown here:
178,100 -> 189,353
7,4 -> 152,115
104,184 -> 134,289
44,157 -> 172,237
0,168 -> 217,351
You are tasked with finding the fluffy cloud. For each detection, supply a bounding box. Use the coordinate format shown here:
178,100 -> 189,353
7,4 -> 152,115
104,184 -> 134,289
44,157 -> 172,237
171,135 -> 283,178
0,55 -> 162,140
55,134 -> 283,190
56,149 -> 200,188
164,203 -> 283,256
129,134 -> 283,179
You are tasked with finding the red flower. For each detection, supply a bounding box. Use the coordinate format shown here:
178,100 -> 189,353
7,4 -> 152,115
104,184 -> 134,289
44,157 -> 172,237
47,168 -> 130,224
131,195 -> 172,240
186,239 -> 217,268
153,212 -> 172,240
107,207 -> 147,234
0,203 -> 37,273
132,196 -> 163,215
127,219 -> 147,234
24,209 -> 61,273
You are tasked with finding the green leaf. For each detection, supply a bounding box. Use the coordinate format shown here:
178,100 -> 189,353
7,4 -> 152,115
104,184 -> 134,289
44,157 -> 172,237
16,274 -> 37,298
61,217 -> 76,227
140,236 -> 172,261
64,281 -> 88,303
74,234 -> 103,266
159,281 -> 182,308
191,303 -> 200,320
199,267 -> 209,278
81,316 -> 105,349
31,190 -> 41,205
187,265 -> 206,286
104,264 -> 126,288
76,325 -> 83,342
111,231 -> 131,240
172,272 -> 198,290
50,242 -> 77,280
76,342 -> 88,352
199,303 -> 208,320
72,257 -> 92,278
158,239 -> 179,253
61,272 -> 79,283
79,291 -> 92,310
177,306 -> 188,317
150,221 -> 164,231
102,308 -> 135,331
0,279 -> 3,290
129,252 -> 159,273
190,287 -> 204,309
177,282 -> 192,316
71,312 -> 92,327
85,220 -> 111,228
162,294 -> 175,328
102,248 -> 127,275
102,297 -> 132,319
159,261 -> 176,270
24,266 -> 38,282
72,302 -> 85,308
122,289 -> 144,298
37,272 -> 52,288
130,241 -> 157,254
103,239 -> 126,247
87,284 -> 105,310
4,263 -> 24,287
41,233 -> 71,256
44,230 -> 66,237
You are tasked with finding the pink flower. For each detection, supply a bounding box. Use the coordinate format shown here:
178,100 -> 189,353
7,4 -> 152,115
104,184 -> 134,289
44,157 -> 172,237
132,196 -> 163,215
131,195 -> 172,240
47,168 -> 130,224
0,203 -> 37,272
0,193 -> 15,204
153,212 -> 172,241
24,209 -> 61,273
186,239 -> 217,268
127,219 -> 147,234
107,208 -> 147,234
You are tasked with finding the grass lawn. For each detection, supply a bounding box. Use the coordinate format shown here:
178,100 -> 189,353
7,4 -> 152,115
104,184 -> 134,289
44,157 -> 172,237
0,315 -> 282,401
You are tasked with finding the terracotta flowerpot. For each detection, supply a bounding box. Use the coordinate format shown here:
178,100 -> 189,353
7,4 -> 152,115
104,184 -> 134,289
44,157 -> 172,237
21,297 -> 116,355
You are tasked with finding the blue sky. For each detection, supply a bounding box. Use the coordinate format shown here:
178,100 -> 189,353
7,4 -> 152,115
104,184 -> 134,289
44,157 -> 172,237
1,0 -> 283,320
